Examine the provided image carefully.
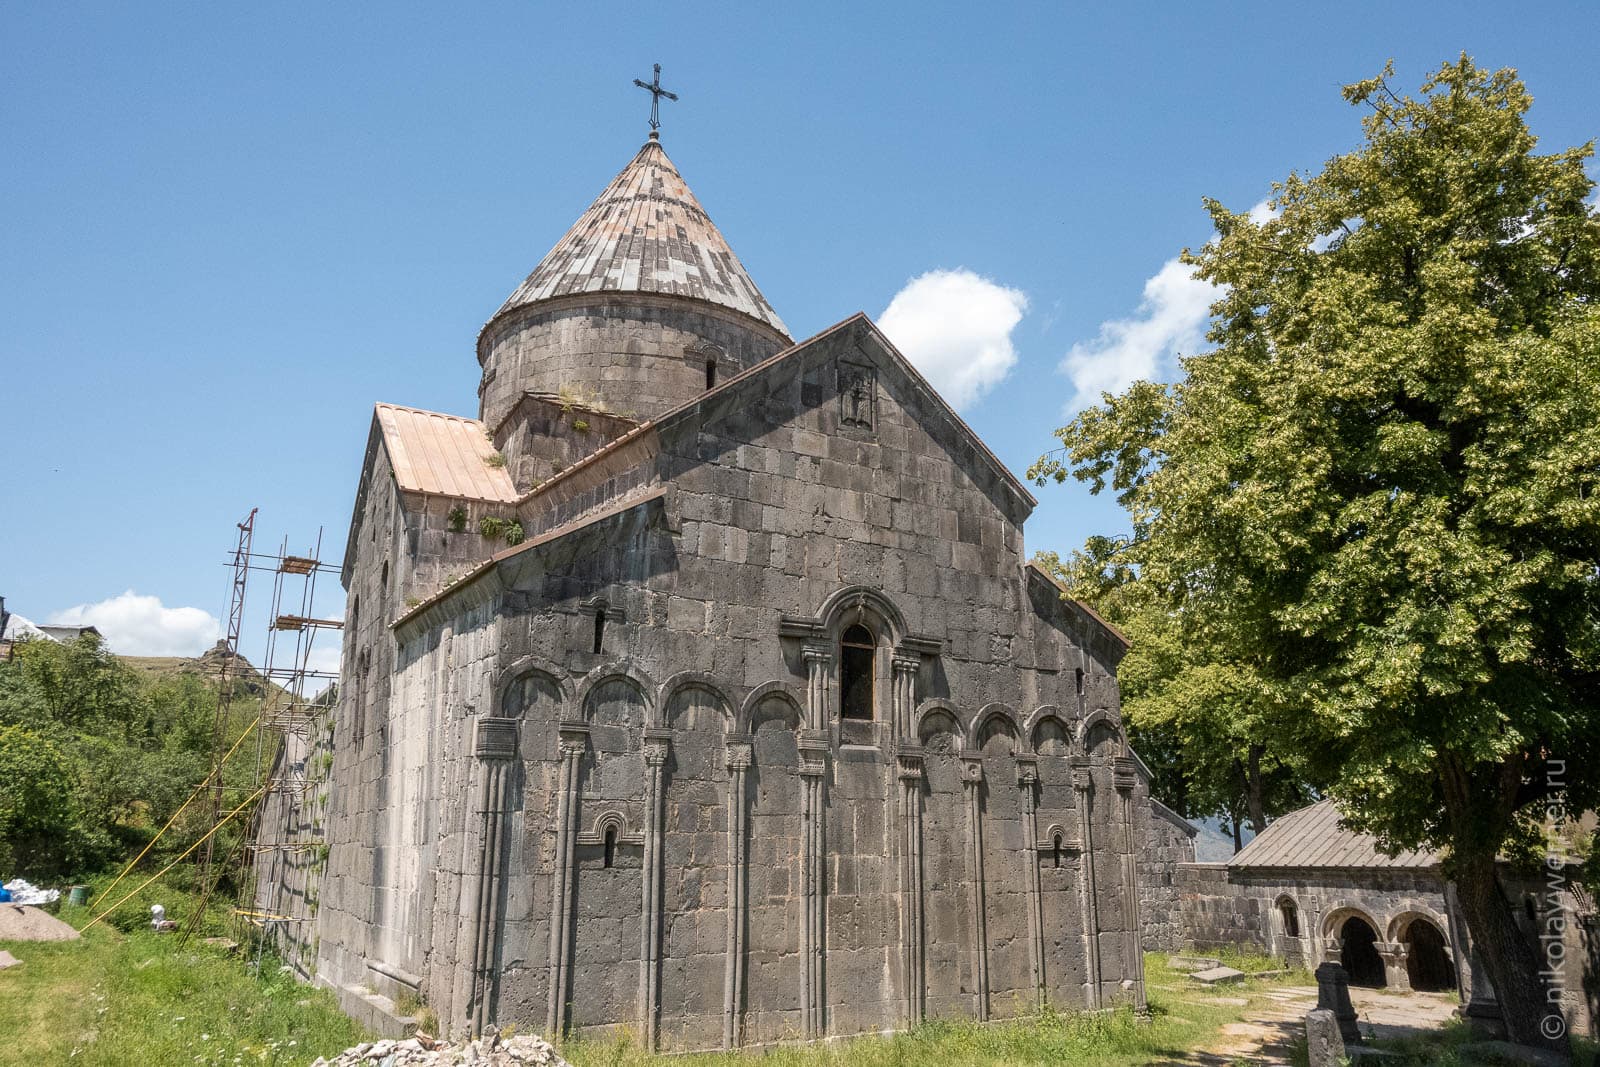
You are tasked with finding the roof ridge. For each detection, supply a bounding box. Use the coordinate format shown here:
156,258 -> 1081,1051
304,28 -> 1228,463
374,401 -> 485,425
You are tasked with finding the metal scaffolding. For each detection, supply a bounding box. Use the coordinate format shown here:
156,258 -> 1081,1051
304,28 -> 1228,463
232,530 -> 342,974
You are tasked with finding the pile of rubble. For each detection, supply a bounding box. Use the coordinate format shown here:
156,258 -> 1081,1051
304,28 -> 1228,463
310,1032 -> 570,1067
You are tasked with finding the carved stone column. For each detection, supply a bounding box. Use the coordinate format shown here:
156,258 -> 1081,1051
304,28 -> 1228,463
798,730 -> 830,1038
1378,941 -> 1410,992
890,652 -> 919,741
722,736 -> 753,1049
545,721 -> 588,1036
466,716 -> 518,1035
639,728 -> 671,1049
802,645 -> 832,733
1113,756 -> 1147,1012
1017,755 -> 1045,1008
897,745 -> 925,1025
1071,757 -> 1102,1009
960,751 -> 989,1019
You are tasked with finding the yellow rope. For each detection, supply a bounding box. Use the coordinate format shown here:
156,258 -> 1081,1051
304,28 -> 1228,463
78,786 -> 266,934
80,788 -> 264,934
89,714 -> 262,910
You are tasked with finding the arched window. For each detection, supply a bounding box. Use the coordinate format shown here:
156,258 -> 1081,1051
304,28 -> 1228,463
705,360 -> 717,390
592,606 -> 607,655
1053,832 -> 1064,869
603,824 -> 617,868
1278,897 -> 1300,938
840,624 -> 875,720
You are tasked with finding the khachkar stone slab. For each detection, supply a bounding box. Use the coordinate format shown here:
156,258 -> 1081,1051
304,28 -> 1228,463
1188,966 -> 1247,985
1305,1008 -> 1346,1067
1314,961 -> 1363,1045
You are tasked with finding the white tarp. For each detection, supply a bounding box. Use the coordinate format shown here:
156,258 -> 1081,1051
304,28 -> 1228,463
2,879 -> 60,906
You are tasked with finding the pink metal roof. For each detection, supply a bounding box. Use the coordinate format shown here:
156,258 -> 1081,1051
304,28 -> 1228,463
492,136 -> 788,337
374,403 -> 519,503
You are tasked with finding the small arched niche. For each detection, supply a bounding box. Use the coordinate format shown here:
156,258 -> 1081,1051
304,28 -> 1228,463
1276,895 -> 1301,939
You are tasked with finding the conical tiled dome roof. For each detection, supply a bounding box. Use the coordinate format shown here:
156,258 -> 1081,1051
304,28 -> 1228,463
493,136 -> 788,338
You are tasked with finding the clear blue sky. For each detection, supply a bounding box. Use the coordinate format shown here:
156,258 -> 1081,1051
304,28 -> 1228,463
3,2 -> 1596,662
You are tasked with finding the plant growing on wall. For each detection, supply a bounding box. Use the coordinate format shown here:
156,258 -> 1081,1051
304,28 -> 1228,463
447,506 -> 467,532
478,516 -> 525,546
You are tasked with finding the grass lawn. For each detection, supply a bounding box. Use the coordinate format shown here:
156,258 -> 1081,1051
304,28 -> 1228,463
2,925 -> 1379,1067
0,920 -> 366,1067
560,953 -> 1316,1067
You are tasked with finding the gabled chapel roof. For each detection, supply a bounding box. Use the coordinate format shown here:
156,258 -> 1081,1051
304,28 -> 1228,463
1228,799 -> 1437,871
488,135 -> 789,339
374,403 -> 518,503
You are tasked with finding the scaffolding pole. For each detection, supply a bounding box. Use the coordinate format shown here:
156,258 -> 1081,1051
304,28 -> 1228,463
194,509 -> 257,901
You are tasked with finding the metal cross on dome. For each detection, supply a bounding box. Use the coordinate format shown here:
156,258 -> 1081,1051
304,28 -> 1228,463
633,63 -> 678,133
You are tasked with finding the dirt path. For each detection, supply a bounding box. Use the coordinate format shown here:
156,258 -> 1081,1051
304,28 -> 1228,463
1157,984 -> 1459,1065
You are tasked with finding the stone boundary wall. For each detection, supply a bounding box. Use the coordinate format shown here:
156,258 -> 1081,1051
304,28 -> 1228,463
1175,863 -> 1267,954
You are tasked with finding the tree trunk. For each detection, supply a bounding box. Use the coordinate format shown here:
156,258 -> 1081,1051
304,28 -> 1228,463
1451,852 -> 1566,1053
1440,751 -> 1567,1054
1245,744 -> 1268,837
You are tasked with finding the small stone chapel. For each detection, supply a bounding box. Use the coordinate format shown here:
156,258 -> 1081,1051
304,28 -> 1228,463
258,110 -> 1153,1050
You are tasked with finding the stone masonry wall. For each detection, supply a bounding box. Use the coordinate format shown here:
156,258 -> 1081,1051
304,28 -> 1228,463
1138,800 -> 1197,952
477,297 -> 787,434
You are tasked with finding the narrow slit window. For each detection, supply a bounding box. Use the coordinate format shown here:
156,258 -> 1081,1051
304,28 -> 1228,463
592,608 -> 606,655
840,624 -> 875,720
603,825 -> 617,868
706,360 -> 717,390
1053,833 -> 1064,869
1075,667 -> 1085,696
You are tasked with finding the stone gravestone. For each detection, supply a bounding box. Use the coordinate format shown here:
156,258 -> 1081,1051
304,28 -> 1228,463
1315,961 -> 1363,1045
1305,1008 -> 1346,1067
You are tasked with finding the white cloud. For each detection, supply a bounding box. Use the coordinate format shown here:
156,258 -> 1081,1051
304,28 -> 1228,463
49,591 -> 221,657
878,269 -> 1028,410
1057,198 -> 1274,412
307,642 -> 343,681
1060,258 -> 1219,411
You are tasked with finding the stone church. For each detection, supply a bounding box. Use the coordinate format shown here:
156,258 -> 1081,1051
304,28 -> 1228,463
259,128 -> 1155,1051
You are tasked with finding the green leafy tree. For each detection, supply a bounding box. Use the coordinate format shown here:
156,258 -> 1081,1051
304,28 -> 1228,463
0,631 -> 142,732
0,633 -> 258,885
0,724 -> 99,876
1034,546 -> 1313,850
1032,57 -> 1599,1050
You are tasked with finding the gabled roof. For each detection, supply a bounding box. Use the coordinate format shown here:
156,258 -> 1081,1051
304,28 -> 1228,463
1228,799 -> 1436,871
490,136 -> 788,338
374,403 -> 518,503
